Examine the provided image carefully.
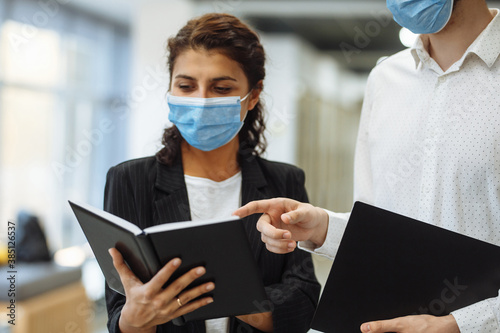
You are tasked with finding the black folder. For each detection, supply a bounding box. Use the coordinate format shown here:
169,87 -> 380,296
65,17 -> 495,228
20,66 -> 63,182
311,201 -> 500,333
69,200 -> 267,325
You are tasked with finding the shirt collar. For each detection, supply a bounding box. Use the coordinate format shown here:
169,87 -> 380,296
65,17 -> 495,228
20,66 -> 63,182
410,36 -> 430,69
410,8 -> 500,70
467,8 -> 500,68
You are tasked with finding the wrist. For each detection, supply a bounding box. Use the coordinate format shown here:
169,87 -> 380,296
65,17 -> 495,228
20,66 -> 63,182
442,315 -> 460,333
118,314 -> 155,333
309,207 -> 328,247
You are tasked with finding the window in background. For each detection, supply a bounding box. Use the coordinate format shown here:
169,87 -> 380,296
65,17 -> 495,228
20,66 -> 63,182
0,0 -> 131,252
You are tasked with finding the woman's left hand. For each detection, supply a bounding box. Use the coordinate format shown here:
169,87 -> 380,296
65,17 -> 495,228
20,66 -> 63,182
360,314 -> 460,333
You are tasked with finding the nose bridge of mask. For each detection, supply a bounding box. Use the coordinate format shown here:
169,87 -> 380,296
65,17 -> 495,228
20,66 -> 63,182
167,91 -> 252,104
167,93 -> 242,126
167,93 -> 241,107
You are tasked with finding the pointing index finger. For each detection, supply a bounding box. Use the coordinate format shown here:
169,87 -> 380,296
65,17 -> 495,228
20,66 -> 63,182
233,199 -> 273,218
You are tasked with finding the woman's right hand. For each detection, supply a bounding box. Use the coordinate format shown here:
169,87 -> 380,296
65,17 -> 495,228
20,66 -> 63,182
108,248 -> 215,333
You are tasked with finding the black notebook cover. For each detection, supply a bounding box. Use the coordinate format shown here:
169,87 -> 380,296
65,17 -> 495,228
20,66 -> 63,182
69,200 -> 268,324
311,201 -> 500,333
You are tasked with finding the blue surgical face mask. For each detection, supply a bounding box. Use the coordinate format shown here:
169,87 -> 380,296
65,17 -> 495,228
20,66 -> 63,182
167,91 -> 252,152
387,0 -> 454,34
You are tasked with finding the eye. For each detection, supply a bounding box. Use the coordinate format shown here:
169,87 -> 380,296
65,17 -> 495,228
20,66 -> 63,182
214,86 -> 232,94
178,83 -> 194,90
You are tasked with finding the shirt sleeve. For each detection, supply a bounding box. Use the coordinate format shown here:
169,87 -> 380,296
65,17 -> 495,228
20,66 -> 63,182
451,295 -> 500,333
298,210 -> 349,260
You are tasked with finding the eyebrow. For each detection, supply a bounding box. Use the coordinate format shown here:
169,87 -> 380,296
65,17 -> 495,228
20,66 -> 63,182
174,74 -> 237,82
174,74 -> 195,80
211,76 -> 237,82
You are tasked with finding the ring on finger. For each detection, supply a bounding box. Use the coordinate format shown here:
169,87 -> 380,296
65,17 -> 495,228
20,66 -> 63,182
177,297 -> 183,307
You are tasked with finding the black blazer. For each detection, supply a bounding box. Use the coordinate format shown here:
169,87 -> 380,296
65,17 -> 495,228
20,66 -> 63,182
104,153 -> 320,333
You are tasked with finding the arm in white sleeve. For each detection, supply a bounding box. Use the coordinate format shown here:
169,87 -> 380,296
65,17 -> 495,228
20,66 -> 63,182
451,293 -> 500,332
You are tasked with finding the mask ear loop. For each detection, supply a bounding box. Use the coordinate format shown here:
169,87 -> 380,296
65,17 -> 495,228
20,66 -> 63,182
240,89 -> 255,122
240,89 -> 253,102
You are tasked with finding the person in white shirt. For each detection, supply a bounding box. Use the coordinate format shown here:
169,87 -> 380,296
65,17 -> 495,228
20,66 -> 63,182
234,0 -> 500,332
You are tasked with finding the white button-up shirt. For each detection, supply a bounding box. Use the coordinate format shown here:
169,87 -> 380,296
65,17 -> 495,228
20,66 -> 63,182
301,8 -> 500,332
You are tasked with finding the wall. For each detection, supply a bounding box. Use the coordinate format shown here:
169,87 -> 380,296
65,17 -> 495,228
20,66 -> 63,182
127,0 -> 194,159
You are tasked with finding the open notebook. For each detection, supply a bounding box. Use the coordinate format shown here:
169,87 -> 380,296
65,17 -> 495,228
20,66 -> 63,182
69,200 -> 267,326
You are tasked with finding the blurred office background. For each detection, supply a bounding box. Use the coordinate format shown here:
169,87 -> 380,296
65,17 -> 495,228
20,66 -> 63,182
0,0 -> 495,332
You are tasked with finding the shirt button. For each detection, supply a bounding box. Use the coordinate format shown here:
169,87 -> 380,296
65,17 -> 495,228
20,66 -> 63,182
438,76 -> 447,84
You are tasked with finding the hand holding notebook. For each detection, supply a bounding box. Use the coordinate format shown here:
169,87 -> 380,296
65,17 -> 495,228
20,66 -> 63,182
108,248 -> 214,331
69,200 -> 267,327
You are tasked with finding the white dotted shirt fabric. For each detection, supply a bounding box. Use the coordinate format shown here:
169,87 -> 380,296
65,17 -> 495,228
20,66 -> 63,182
184,171 -> 242,333
300,8 -> 500,333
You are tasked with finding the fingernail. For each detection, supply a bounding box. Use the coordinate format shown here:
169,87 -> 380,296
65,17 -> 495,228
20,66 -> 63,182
206,283 -> 214,291
365,324 -> 371,332
288,242 -> 295,249
207,298 -> 214,304
172,258 -> 181,267
196,267 -> 205,275
283,232 -> 291,239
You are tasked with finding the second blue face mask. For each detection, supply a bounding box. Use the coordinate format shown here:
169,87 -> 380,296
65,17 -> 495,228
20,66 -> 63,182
167,92 -> 251,152
387,0 -> 454,34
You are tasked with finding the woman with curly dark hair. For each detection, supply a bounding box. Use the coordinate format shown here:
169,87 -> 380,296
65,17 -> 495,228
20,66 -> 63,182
105,13 -> 319,333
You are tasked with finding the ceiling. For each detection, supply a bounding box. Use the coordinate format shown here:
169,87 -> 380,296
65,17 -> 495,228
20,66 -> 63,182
67,0 -> 134,26
244,15 -> 404,72
66,0 -> 500,73
192,0 -> 404,72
